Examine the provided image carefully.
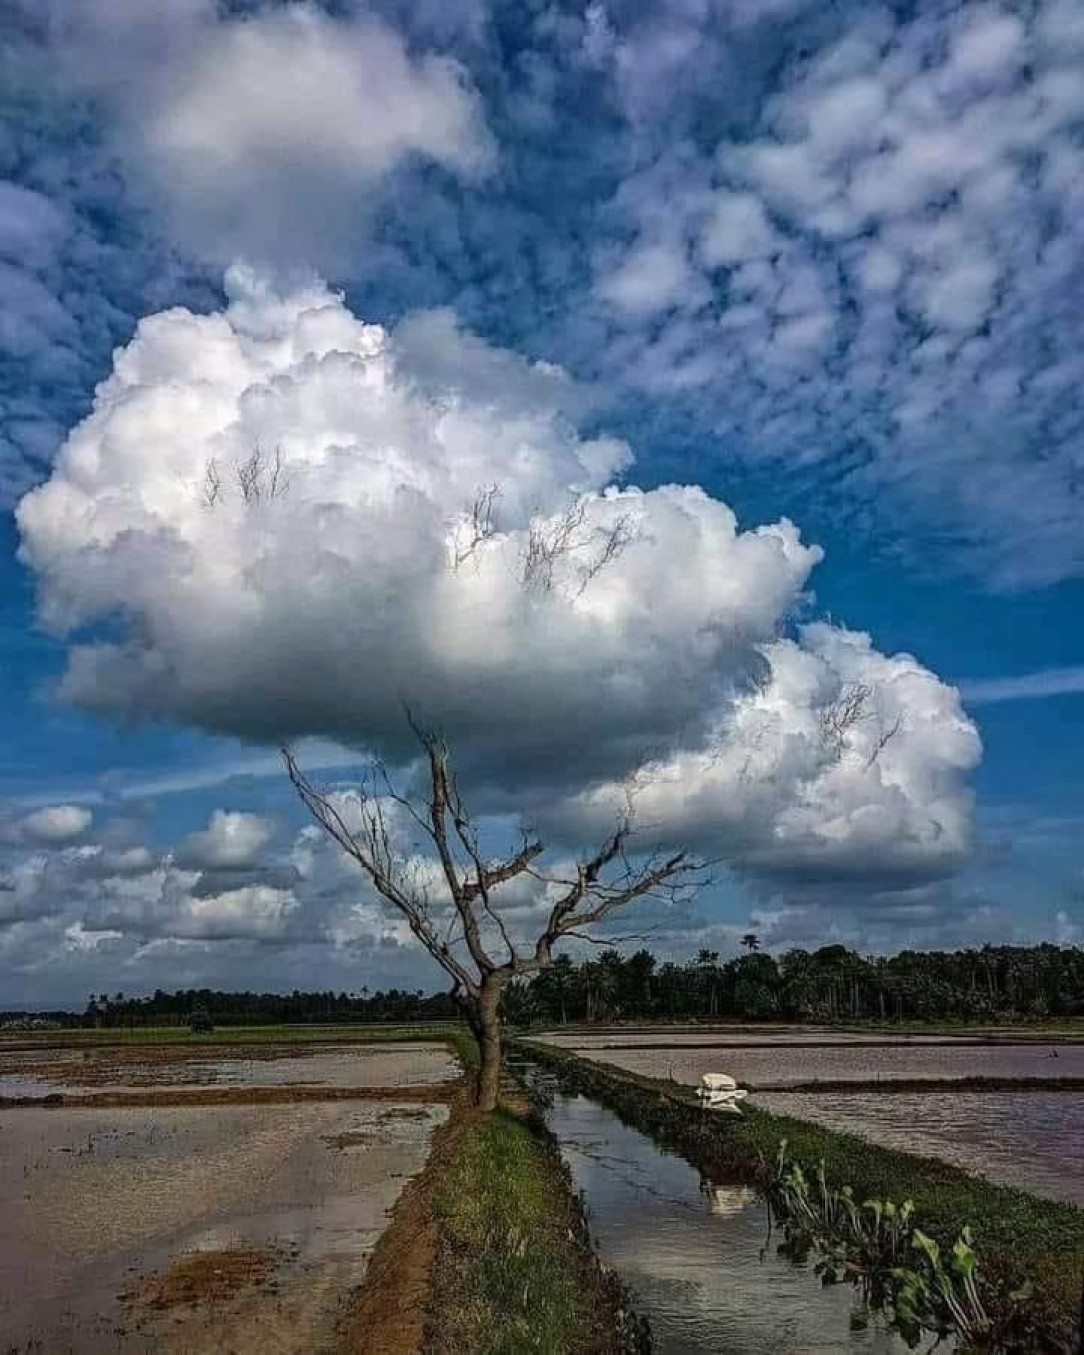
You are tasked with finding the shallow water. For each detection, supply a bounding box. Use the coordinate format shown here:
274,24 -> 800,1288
556,1040 -> 1084,1086
533,1081 -> 910,1354
0,1098 -> 445,1353
758,1090 -> 1084,1205
540,1027 -> 1027,1047
0,1041 -> 457,1099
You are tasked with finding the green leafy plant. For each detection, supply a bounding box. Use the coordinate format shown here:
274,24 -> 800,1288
764,1141 -> 1043,1352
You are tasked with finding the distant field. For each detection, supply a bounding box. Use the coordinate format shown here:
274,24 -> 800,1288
0,1021 -> 467,1049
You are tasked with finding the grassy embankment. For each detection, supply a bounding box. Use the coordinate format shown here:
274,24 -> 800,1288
340,1028 -> 646,1354
519,1040 -> 1084,1351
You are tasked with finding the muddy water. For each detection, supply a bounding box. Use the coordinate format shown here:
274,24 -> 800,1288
758,1090 -> 1084,1205
0,1099 -> 446,1354
540,1027 -> 1045,1047
533,1084 -> 910,1354
0,1041 -> 457,1099
550,1040 -> 1084,1085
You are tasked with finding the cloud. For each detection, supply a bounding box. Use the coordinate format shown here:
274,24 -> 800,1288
959,666 -> 1084,704
175,810 -> 276,871
49,1 -> 493,272
19,271 -> 980,906
549,624 -> 980,894
17,804 -> 93,844
572,0 -> 1084,587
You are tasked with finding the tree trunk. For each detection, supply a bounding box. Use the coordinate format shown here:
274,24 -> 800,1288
476,976 -> 504,1112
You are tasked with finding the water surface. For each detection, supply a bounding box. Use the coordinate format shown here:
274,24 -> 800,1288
557,1041 -> 1084,1086
536,1085 -> 910,1354
758,1090 -> 1084,1205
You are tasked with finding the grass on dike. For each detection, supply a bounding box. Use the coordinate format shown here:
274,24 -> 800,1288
428,1106 -> 611,1355
423,1029 -> 635,1355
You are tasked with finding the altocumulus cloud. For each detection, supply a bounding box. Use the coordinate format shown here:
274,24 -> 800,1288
18,269 -> 981,903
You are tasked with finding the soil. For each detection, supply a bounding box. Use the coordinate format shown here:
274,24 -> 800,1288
1,1092 -> 450,1354
122,1247 -> 279,1310
0,1082 -> 454,1109
335,1088 -> 473,1355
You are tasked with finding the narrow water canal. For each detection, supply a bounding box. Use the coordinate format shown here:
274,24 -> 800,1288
521,1069 -> 911,1354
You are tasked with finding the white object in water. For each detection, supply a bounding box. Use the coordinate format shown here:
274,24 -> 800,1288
695,1072 -> 749,1115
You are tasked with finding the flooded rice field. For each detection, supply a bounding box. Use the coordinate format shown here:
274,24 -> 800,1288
543,1039 -> 1084,1086
534,1083 -> 910,1354
535,1030 -> 1084,1207
0,1042 -> 453,1353
0,1041 -> 458,1101
759,1090 -> 1084,1205
539,1025 -> 1057,1048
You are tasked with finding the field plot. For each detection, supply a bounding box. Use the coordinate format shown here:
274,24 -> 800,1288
0,1041 -> 455,1354
540,1037 -> 1084,1086
533,1031 -> 1084,1208
0,1041 -> 458,1101
759,1088 -> 1084,1205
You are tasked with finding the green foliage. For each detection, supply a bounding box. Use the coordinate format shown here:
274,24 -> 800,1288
502,942 -> 1084,1025
765,1142 -> 1041,1350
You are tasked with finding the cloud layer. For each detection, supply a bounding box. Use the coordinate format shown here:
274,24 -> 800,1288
19,272 -> 980,902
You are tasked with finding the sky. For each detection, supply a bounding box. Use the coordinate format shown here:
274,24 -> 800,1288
1,0 -> 1082,1008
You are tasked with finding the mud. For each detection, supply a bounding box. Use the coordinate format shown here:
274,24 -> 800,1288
0,1097 -> 448,1354
0,1040 -> 458,1099
122,1246 -> 279,1310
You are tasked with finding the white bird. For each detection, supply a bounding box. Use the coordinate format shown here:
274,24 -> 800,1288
695,1072 -> 749,1115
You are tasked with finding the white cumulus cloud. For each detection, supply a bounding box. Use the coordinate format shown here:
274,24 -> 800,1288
19,805 -> 93,844
18,270 -> 980,899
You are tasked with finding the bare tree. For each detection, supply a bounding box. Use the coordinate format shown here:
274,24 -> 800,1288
283,722 -> 704,1111
201,445 -> 289,509
451,484 -> 500,571
819,682 -> 902,768
521,499 -> 638,596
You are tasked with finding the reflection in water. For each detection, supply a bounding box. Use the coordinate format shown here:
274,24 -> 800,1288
532,1080 -> 910,1354
758,1090 -> 1084,1206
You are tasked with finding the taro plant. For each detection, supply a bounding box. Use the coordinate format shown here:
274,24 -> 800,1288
762,1141 -> 1042,1352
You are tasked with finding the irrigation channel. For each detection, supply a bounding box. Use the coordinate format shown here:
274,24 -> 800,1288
511,1055 -> 914,1354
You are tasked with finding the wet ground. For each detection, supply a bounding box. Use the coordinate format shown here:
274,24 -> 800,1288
0,1041 -> 458,1100
0,1042 -> 454,1354
759,1089 -> 1084,1205
533,1083 -> 911,1354
536,1038 -> 1084,1084
534,1032 -> 1084,1206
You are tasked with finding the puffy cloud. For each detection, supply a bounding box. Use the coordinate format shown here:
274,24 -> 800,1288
19,272 -> 979,903
17,804 -> 93,844
551,624 -> 981,892
176,810 -> 275,871
48,1 -> 492,271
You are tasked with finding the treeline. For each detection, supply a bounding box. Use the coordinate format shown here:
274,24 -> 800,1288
502,942 -> 1084,1025
68,986 -> 462,1029
8,941 -> 1083,1030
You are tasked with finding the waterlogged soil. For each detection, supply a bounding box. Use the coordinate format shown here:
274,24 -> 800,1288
540,1024 -> 1084,1047
542,1035 -> 1084,1207
550,1039 -> 1084,1087
536,1086 -> 911,1354
759,1090 -> 1084,1206
0,1098 -> 447,1354
0,1041 -> 457,1101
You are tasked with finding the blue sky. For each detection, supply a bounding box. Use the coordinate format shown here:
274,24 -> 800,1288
1,0 -> 1082,1006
